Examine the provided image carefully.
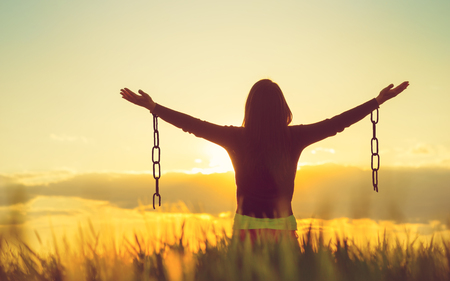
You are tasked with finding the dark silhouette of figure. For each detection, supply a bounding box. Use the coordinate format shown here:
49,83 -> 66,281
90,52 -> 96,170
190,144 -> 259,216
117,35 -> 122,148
120,79 -> 409,242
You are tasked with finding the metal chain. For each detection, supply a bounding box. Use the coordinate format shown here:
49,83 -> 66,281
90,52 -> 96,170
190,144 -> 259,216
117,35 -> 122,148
152,114 -> 161,208
371,109 -> 379,192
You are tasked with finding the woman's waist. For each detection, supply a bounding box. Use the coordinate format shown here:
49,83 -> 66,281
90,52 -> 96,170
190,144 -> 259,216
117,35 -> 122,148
233,213 -> 297,230
237,196 -> 293,218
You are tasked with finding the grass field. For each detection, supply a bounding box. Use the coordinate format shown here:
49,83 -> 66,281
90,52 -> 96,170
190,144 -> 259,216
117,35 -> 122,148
1,217 -> 450,281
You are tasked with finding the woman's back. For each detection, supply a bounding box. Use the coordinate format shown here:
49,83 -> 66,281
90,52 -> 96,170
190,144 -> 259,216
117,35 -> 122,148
141,80 -> 381,218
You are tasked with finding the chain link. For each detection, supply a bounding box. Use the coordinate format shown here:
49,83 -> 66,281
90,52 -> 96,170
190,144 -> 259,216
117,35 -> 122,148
152,114 -> 161,208
371,109 -> 379,192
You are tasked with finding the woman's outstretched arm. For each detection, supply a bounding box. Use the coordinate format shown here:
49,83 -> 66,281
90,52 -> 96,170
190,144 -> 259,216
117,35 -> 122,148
375,81 -> 409,105
119,88 -> 237,147
295,81 -> 410,146
120,88 -> 156,111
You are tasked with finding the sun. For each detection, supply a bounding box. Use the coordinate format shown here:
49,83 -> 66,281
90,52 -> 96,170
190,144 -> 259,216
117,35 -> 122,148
202,142 -> 234,174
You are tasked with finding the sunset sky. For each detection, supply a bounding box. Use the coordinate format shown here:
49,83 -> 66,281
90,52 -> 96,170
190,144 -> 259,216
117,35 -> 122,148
1,0 -> 450,242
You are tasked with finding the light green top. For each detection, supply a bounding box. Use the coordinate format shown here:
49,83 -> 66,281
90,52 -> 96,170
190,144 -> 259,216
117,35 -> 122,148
233,213 -> 297,230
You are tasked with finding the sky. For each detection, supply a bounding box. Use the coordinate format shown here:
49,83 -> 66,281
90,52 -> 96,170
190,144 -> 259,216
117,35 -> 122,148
1,0 -> 450,242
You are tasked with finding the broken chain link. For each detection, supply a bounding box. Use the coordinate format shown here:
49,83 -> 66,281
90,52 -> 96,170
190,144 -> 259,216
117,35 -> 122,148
371,109 -> 379,192
152,114 -> 161,208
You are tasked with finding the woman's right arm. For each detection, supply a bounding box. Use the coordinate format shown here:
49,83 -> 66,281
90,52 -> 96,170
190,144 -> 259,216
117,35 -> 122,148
295,81 -> 410,146
375,81 -> 409,105
120,88 -> 235,146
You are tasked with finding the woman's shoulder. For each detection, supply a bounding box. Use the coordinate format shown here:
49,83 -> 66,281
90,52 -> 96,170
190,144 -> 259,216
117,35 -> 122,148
288,124 -> 305,132
226,125 -> 245,136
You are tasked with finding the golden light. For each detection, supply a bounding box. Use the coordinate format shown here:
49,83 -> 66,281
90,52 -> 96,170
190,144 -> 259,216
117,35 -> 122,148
190,143 -> 234,174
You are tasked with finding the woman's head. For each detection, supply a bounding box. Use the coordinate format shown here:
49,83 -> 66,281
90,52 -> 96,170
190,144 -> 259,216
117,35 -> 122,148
242,79 -> 294,178
243,79 -> 292,128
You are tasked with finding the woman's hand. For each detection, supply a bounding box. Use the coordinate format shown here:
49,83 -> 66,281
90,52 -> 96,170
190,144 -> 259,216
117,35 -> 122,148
120,88 -> 156,112
376,81 -> 410,105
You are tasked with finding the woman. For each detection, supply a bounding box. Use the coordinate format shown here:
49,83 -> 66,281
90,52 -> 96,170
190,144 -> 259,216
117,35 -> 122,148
120,79 -> 409,242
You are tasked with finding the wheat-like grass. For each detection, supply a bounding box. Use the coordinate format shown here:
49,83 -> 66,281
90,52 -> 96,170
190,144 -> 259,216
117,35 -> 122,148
1,218 -> 449,281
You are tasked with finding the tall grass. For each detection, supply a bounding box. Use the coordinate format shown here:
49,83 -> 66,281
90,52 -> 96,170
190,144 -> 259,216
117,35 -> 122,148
1,220 -> 449,281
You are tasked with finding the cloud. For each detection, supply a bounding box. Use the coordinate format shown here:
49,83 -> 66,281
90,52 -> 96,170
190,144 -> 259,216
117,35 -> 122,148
0,170 -> 76,186
293,164 -> 450,224
0,171 -> 237,213
391,142 -> 450,167
410,143 -> 434,155
0,204 -> 27,225
310,147 -> 335,154
1,165 -> 450,224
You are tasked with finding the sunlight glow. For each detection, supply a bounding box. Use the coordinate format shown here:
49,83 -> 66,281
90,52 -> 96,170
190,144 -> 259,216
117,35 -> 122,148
205,143 -> 234,172
182,143 -> 235,174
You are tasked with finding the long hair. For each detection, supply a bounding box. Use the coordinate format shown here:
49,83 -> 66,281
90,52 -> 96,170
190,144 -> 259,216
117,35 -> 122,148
242,79 -> 293,176
243,79 -> 292,128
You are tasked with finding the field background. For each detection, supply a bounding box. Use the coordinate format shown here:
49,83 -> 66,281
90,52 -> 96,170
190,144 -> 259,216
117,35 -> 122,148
2,166 -> 450,280
2,212 -> 450,281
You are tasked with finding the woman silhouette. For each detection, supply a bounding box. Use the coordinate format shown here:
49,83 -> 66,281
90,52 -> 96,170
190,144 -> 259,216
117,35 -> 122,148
120,79 -> 409,242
